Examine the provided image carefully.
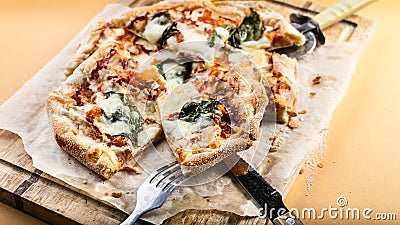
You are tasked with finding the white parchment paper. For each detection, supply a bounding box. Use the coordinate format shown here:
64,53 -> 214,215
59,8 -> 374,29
0,3 -> 367,224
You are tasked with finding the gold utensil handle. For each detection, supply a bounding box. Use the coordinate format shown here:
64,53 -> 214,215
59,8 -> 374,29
273,212 -> 304,225
314,0 -> 377,29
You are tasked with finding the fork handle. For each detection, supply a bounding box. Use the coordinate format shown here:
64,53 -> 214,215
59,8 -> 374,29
120,209 -> 144,225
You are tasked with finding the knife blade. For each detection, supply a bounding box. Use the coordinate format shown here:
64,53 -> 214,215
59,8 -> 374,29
224,154 -> 303,225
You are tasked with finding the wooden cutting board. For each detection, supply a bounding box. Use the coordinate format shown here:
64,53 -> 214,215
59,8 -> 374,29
0,0 -> 374,224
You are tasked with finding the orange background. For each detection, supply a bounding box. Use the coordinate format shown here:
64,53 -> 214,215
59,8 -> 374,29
0,0 -> 399,224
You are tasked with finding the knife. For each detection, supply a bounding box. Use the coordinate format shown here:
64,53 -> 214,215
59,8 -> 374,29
224,154 -> 303,225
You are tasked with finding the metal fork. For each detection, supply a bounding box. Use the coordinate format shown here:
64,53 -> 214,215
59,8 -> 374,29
120,161 -> 184,225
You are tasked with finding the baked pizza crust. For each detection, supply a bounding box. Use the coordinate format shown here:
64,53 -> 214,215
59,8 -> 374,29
47,41 -> 163,178
48,0 -> 304,177
47,91 -> 120,178
268,52 -> 300,122
250,50 -> 300,123
155,47 -> 268,174
214,1 -> 306,50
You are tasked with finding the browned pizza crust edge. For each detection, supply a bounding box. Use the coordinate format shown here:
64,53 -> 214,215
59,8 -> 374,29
177,136 -> 251,175
46,91 -> 119,179
164,65 -> 269,175
213,1 -> 306,49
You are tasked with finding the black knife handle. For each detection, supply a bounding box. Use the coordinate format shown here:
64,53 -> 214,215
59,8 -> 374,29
234,168 -> 288,220
273,212 -> 304,225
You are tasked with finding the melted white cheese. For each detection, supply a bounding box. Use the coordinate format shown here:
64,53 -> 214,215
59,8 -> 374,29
190,8 -> 204,21
142,18 -> 170,44
159,82 -> 200,115
178,23 -> 208,42
173,42 -> 215,65
97,94 -> 130,118
214,27 -> 230,42
162,61 -> 186,90
95,94 -> 134,137
99,120 -> 131,136
164,113 -> 216,150
248,50 -> 270,68
137,126 -> 160,147
240,35 -> 272,52
133,53 -> 150,65
228,51 -> 245,65
136,38 -> 158,51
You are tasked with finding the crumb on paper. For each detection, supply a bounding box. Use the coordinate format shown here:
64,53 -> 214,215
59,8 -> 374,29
122,166 -> 142,174
317,163 -> 324,168
287,111 -> 297,117
82,180 -> 88,185
310,92 -> 316,98
288,119 -> 300,129
298,109 -> 307,114
104,192 -> 108,196
312,75 -> 322,86
271,133 -> 280,146
269,133 -> 281,153
203,196 -> 211,202
299,168 -> 305,175
112,192 -> 123,198
72,129 -> 78,135
269,147 -> 278,152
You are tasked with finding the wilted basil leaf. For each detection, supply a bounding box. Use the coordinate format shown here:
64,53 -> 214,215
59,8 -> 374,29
157,22 -> 181,47
178,100 -> 221,123
228,8 -> 264,48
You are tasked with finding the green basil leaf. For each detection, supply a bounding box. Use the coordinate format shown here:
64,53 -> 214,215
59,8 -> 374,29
228,8 -> 264,48
201,100 -> 220,114
179,102 -> 202,123
208,30 -> 218,47
157,22 -> 181,47
103,92 -> 144,145
156,58 -> 193,81
151,11 -> 170,25
178,100 -> 221,123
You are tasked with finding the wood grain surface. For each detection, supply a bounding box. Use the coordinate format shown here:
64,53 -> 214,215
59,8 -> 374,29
0,0 -> 375,224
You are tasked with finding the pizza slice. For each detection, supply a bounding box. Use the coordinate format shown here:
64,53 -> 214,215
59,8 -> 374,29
148,45 -> 268,174
110,0 -> 302,125
49,0 -> 305,177
46,41 -> 163,178
213,1 -> 306,51
250,49 -> 300,124
64,21 -> 159,77
110,0 -> 305,51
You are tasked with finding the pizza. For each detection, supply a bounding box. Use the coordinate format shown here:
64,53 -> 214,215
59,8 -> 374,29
64,21 -> 158,77
249,50 -> 300,124
46,41 -> 163,178
149,45 -> 268,174
213,1 -> 306,51
47,0 -> 305,178
111,0 -> 304,124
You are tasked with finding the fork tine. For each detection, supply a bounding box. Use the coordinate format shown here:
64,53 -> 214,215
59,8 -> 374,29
121,162 -> 185,225
164,176 -> 186,193
159,173 -> 184,190
155,164 -> 180,187
156,161 -> 178,173
148,161 -> 178,183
